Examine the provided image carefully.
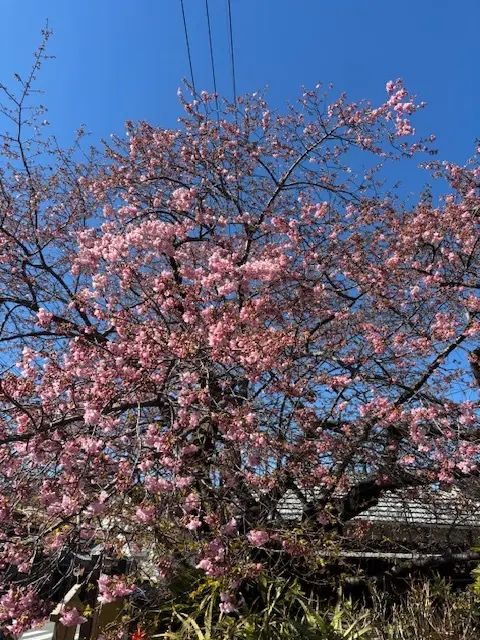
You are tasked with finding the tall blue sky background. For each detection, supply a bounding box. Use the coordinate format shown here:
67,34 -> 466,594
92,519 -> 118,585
0,0 -> 478,172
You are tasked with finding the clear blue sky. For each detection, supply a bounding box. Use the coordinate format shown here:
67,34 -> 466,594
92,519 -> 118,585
0,0 -> 478,167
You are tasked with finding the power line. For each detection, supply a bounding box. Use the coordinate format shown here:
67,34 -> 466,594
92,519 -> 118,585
180,0 -> 196,94
225,0 -> 237,108
204,0 -> 219,106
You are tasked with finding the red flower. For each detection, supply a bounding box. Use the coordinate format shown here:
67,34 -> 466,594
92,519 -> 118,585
131,627 -> 147,640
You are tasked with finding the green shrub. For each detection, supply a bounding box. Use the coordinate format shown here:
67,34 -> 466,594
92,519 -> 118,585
153,575 -> 338,639
134,574 -> 480,640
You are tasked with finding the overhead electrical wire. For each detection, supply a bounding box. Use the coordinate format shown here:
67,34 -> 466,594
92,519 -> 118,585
180,0 -> 237,119
204,0 -> 220,117
225,0 -> 238,109
180,0 -> 196,94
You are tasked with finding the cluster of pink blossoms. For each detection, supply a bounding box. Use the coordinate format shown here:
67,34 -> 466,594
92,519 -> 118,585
97,575 -> 136,604
59,607 -> 87,627
247,530 -> 270,547
0,587 -> 47,634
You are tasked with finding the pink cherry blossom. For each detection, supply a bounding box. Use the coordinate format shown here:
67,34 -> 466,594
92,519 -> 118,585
247,530 -> 270,547
219,592 -> 238,614
36,309 -> 53,327
185,518 -> 202,531
59,608 -> 88,627
97,575 -> 136,604
135,504 -> 156,524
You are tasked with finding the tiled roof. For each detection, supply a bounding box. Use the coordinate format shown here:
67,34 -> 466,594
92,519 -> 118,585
277,486 -> 480,528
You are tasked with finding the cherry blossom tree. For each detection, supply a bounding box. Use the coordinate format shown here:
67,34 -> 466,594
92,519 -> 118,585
0,32 -> 479,629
